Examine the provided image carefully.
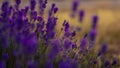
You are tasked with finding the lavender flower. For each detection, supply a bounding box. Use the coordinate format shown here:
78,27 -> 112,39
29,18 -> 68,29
38,0 -> 47,15
30,0 -> 36,10
0,61 -> 6,68
98,43 -> 108,56
22,33 -> 38,55
92,15 -> 98,29
89,29 -> 97,41
72,0 -> 79,12
15,0 -> 21,5
79,10 -> 85,22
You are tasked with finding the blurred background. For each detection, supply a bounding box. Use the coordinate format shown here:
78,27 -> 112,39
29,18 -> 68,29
0,0 -> 120,55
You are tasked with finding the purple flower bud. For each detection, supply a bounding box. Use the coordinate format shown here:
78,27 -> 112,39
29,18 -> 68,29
1,1 -> 9,11
71,31 -> 76,37
53,7 -> 58,13
92,15 -> 98,29
112,59 -> 117,65
79,10 -> 85,22
22,33 -> 38,55
30,0 -> 36,10
72,0 -> 79,12
3,53 -> 9,60
15,0 -> 21,5
72,43 -> 77,49
89,29 -> 97,41
0,61 -> 6,68
80,37 -> 87,50
63,39 -> 71,49
98,43 -> 107,56
104,60 -> 110,67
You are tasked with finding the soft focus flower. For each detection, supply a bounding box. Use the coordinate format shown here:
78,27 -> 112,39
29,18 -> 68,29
30,0 -> 36,10
92,15 -> 98,29
22,33 -> 38,55
98,43 -> 108,56
79,10 -> 85,22
15,0 -> 21,5
63,39 -> 71,49
89,29 -> 97,41
2,53 -> 9,60
104,60 -> 110,67
0,61 -> 6,68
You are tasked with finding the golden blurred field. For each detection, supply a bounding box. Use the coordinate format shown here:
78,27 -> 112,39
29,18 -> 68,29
52,1 -> 120,55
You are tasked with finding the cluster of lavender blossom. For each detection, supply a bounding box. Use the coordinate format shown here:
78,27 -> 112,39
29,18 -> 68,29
0,0 -> 119,68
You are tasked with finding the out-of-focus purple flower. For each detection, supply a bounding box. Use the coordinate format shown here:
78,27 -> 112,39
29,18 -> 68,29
98,43 -> 107,56
27,60 -> 39,68
0,61 -> 6,68
104,60 -> 110,67
1,1 -> 9,12
112,59 -> 117,65
30,0 -> 36,10
92,15 -> 98,29
93,60 -> 98,64
63,39 -> 71,49
3,53 -> 9,60
79,10 -> 85,22
71,31 -> 76,37
59,59 -> 77,68
72,0 -> 79,12
72,43 -> 77,49
15,0 -> 21,5
22,33 -> 38,55
80,36 -> 87,51
53,7 -> 58,13
45,61 -> 54,68
48,39 -> 60,59
38,0 -> 47,15
89,29 -> 97,41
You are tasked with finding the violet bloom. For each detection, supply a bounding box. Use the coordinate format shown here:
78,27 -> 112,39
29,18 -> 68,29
15,0 -> 21,5
48,39 -> 60,59
30,0 -> 36,10
2,53 -> 9,60
104,60 -> 110,67
92,15 -> 98,29
72,0 -> 79,12
112,59 -> 117,65
80,36 -> 87,51
98,43 -> 107,56
38,0 -> 47,15
89,29 -> 97,41
22,33 -> 38,55
0,61 -> 6,68
63,39 -> 71,49
71,31 -> 76,37
79,10 -> 85,22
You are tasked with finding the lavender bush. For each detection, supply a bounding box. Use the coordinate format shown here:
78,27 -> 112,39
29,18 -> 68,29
0,0 -> 119,68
